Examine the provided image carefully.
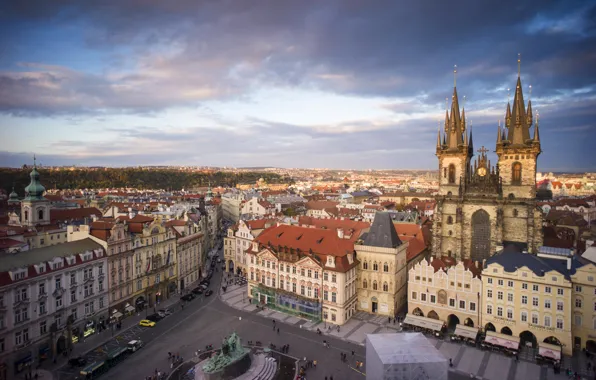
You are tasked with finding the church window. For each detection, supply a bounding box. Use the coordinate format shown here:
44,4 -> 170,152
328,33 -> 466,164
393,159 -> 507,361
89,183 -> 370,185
363,261 -> 368,270
24,211 -> 29,221
383,263 -> 388,272
470,209 -> 491,262
513,209 -> 518,217
448,231 -> 452,236
448,164 -> 456,184
383,282 -> 388,292
447,216 -> 453,224
373,262 -> 378,271
512,162 -> 522,185
38,209 -> 44,220
372,281 -> 378,290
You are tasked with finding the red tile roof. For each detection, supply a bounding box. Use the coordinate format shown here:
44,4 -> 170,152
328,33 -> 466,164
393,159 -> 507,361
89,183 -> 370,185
297,216 -> 369,241
305,200 -> 339,210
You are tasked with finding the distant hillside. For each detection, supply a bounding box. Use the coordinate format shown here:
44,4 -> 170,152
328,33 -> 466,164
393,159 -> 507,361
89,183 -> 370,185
0,168 -> 289,193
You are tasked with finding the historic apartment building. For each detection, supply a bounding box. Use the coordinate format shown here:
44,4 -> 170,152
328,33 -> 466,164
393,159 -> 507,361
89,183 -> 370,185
431,67 -> 543,261
481,248 -> 583,356
355,213 -> 410,317
408,259 -> 483,328
67,221 -> 137,317
169,219 -> 204,291
246,224 -> 359,325
0,239 -> 108,380
117,215 -> 178,310
224,219 -> 277,276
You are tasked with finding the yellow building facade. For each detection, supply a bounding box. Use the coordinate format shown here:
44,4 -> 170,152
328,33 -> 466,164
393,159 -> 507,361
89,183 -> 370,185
570,262 -> 596,352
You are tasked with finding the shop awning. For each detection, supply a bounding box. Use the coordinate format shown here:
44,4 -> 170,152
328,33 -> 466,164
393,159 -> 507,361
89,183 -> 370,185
454,324 -> 479,340
111,311 -> 124,319
484,331 -> 520,350
125,305 -> 135,313
403,314 -> 444,332
538,342 -> 562,361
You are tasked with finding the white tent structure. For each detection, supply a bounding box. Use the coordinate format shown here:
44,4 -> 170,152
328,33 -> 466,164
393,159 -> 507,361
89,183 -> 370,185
366,333 -> 448,380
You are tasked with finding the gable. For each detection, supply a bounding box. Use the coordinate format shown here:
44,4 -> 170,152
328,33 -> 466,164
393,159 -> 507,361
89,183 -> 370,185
296,256 -> 321,269
256,249 -> 277,261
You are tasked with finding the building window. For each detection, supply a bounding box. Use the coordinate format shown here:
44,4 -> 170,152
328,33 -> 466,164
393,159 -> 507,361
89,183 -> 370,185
575,315 -> 582,326
372,281 -> 378,290
373,262 -> 378,271
507,309 -> 513,320
331,292 -> 336,302
430,295 -> 436,303
545,286 -> 551,294
575,285 -> 583,292
383,262 -> 389,272
545,300 -> 551,309
487,278 -> 493,284
522,283 -> 528,290
293,283 -> 297,293
533,284 -> 539,292
363,279 -> 368,288
412,292 -> 417,300
557,301 -> 564,311
497,291 -> 503,300
383,282 -> 389,292
531,313 -> 538,324
448,164 -> 456,184
323,290 -> 328,300
447,216 -> 453,225
512,162 -> 522,185
556,319 -> 563,329
507,293 -> 513,302
314,271 -> 319,279
498,279 -> 504,286
307,287 -> 312,297
532,297 -> 539,307
459,300 -> 466,309
557,288 -> 564,296
323,272 -> 328,281
575,298 -> 582,308
522,295 -> 527,304
331,274 -> 336,283
487,305 -> 492,315
487,290 -> 492,298
363,262 -> 368,270
544,315 -> 551,327
470,302 -> 476,311
300,285 -> 305,296
307,270 -> 312,278
449,298 -> 455,307
421,293 -> 427,302
521,311 -> 528,322
507,281 -> 513,287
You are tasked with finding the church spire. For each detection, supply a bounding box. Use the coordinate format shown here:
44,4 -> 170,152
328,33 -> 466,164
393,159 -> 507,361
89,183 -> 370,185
468,121 -> 474,153
507,55 -> 532,145
436,121 -> 442,150
445,65 -> 465,150
497,120 -> 502,144
526,84 -> 533,126
533,111 -> 541,143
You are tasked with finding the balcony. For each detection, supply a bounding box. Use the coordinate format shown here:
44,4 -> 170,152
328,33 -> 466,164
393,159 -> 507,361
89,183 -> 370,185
13,298 -> 30,307
83,275 -> 95,284
38,292 -> 48,301
52,287 -> 66,298
14,317 -> 30,326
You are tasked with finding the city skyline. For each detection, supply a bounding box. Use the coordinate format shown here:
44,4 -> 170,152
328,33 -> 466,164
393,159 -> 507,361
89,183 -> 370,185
1,1 -> 595,171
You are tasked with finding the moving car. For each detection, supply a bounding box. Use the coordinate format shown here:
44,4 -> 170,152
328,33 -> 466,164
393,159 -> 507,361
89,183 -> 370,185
127,339 -> 143,352
139,319 -> 156,327
68,356 -> 87,367
192,287 -> 203,295
181,293 -> 195,302
204,289 -> 213,297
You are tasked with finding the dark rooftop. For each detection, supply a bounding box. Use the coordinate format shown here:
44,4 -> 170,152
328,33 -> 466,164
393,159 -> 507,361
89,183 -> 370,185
363,212 -> 402,249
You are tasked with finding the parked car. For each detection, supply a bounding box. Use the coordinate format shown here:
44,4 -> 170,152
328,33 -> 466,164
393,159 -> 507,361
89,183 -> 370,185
139,319 -> 156,327
200,284 -> 208,290
181,294 -> 195,302
127,339 -> 144,352
204,290 -> 213,297
68,357 -> 88,367
217,258 -> 222,263
146,313 -> 163,322
200,279 -> 210,285
192,287 -> 203,295
157,308 -> 171,318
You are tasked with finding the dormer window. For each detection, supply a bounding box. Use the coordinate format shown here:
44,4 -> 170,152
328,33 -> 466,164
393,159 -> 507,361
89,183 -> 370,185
37,264 -> 46,274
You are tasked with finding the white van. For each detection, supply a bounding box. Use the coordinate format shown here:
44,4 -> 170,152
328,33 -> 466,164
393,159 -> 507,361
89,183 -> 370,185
127,340 -> 143,352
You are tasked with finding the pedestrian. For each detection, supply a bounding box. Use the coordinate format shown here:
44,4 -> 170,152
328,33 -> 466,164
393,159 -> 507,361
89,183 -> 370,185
330,375 -> 334,380
325,377 -> 327,380
449,358 -> 453,367
277,328 -> 280,334
388,316 -> 391,323
352,350 -> 355,357
323,340 -> 326,347
313,360 -> 317,368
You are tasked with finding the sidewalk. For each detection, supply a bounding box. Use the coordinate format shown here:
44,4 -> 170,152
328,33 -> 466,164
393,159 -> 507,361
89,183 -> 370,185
42,294 -> 183,377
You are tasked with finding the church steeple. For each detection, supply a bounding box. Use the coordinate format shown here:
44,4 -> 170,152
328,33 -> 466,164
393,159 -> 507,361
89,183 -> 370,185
497,120 -> 502,144
445,66 -> 465,150
24,155 -> 46,201
21,155 -> 50,226
506,55 -> 532,145
533,111 -> 541,143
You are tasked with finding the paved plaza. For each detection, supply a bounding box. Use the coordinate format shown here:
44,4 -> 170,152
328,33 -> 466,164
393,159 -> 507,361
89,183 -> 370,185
222,281 -> 590,380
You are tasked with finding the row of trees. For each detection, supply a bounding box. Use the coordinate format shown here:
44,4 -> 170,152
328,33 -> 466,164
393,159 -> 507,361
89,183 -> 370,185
0,168 -> 291,193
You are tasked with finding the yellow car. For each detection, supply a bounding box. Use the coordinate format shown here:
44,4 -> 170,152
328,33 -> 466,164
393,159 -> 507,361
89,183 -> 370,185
139,319 -> 156,327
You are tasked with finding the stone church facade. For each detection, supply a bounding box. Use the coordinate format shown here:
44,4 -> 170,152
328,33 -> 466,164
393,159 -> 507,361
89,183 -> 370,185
432,71 -> 543,262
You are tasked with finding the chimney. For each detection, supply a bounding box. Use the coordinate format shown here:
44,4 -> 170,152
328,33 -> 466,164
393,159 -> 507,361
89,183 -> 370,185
337,228 -> 345,239
567,257 -> 572,271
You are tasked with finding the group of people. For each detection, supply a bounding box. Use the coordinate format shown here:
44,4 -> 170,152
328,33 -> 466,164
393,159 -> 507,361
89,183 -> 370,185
144,368 -> 167,380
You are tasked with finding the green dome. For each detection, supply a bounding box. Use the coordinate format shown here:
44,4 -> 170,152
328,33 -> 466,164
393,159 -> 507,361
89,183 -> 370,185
24,164 -> 46,201
8,188 -> 20,204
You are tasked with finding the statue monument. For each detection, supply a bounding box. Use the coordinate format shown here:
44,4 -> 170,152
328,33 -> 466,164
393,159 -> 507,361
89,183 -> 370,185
197,333 -> 252,380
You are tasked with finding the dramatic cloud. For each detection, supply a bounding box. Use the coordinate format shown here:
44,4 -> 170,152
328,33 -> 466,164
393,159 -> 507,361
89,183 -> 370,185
0,0 -> 595,170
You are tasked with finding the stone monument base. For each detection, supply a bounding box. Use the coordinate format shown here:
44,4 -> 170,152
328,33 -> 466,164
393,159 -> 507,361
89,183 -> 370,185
194,352 -> 252,380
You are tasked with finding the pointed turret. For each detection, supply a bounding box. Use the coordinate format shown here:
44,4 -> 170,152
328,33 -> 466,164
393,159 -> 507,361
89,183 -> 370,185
464,123 -> 469,146
526,99 -> 533,126
505,102 -> 512,128
436,125 -> 442,150
461,108 -> 466,132
533,112 -> 540,143
444,109 -> 450,132
497,121 -> 502,144
507,75 -> 532,144
468,122 -> 474,153
445,86 -> 465,149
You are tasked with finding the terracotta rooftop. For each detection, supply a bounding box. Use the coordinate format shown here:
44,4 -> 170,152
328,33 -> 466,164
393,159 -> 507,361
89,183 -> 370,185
50,207 -> 102,223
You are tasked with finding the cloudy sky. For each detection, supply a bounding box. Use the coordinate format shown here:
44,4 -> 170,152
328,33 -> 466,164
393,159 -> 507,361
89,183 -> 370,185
0,0 -> 595,171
